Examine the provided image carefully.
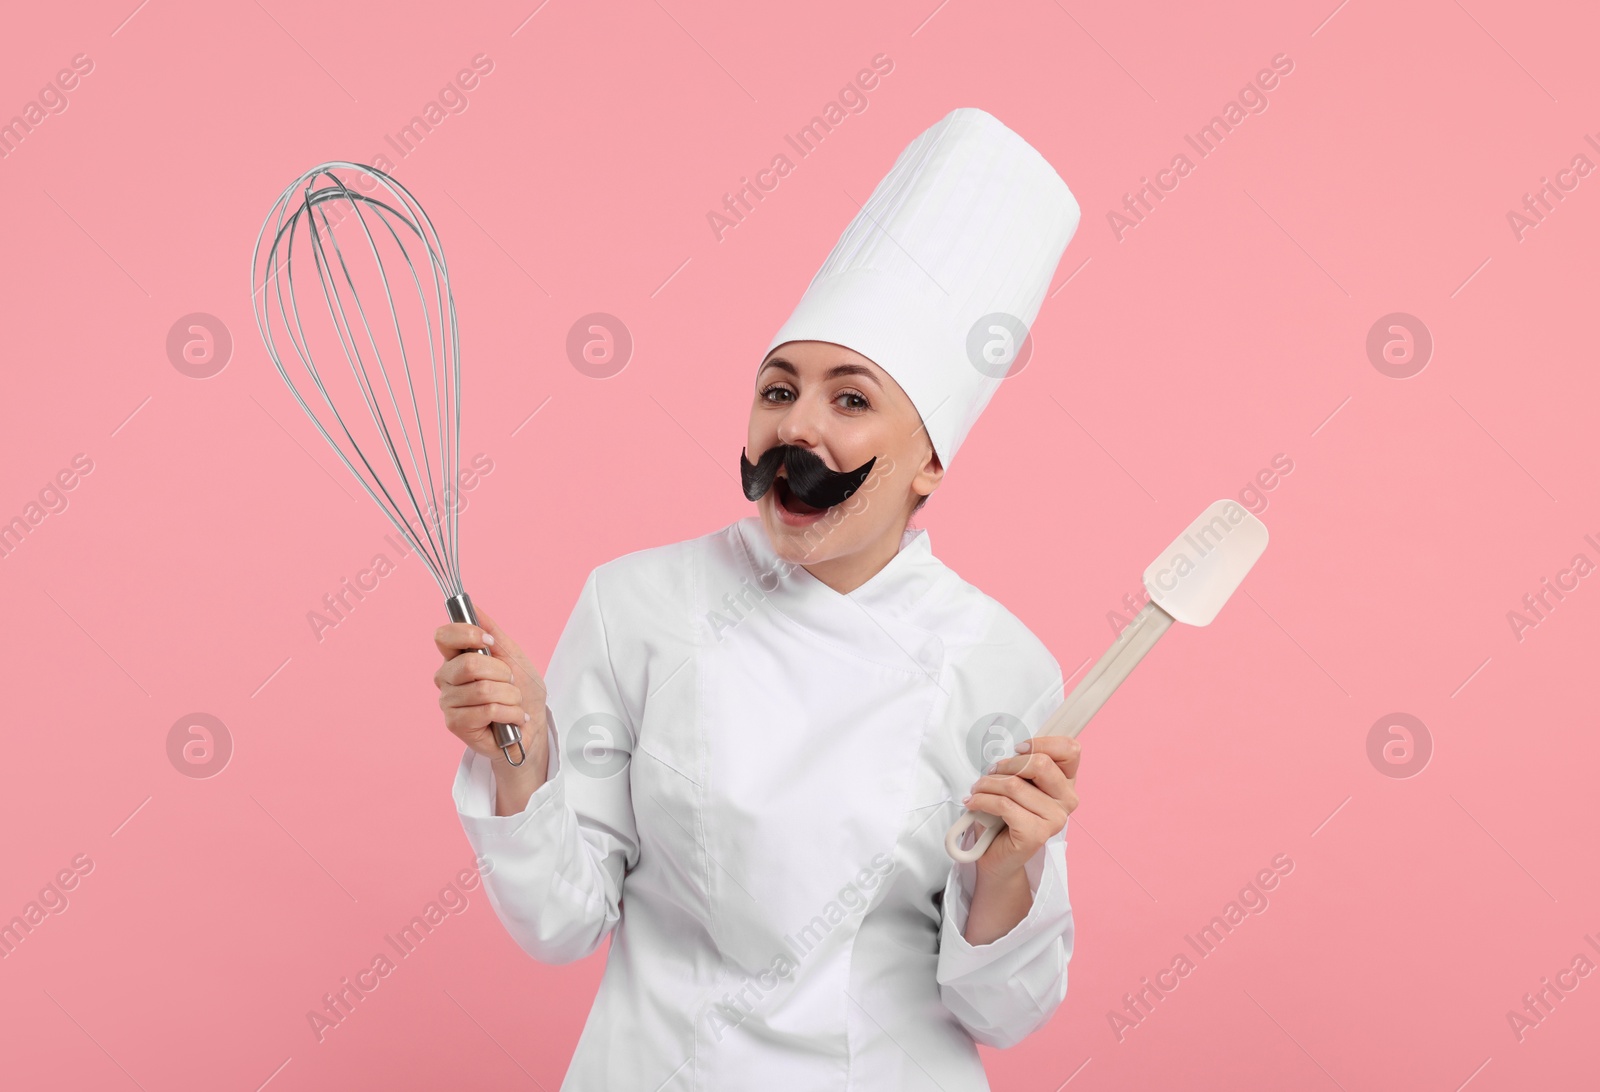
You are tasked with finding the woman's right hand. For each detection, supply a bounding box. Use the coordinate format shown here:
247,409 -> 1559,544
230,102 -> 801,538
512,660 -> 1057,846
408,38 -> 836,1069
434,606 -> 551,806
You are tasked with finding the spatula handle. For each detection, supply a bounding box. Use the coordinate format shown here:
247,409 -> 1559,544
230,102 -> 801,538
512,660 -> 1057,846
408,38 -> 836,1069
945,602 -> 1174,863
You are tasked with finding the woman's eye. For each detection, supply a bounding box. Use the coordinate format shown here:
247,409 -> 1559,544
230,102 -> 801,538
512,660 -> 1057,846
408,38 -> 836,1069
837,391 -> 870,411
759,385 -> 793,403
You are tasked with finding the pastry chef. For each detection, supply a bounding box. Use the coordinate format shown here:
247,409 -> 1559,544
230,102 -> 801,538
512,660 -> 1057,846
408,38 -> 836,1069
438,106 -> 1084,1090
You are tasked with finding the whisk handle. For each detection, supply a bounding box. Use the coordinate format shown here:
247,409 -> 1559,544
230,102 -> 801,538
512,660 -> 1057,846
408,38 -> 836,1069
445,592 -> 527,767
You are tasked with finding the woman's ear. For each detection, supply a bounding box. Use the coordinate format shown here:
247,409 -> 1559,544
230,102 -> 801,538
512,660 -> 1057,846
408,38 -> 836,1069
913,447 -> 944,501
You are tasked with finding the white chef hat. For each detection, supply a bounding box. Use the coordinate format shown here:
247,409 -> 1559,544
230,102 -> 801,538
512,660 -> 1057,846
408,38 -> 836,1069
764,107 -> 1081,471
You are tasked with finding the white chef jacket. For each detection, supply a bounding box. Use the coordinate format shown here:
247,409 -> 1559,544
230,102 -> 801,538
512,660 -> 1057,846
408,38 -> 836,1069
453,515 -> 1073,1090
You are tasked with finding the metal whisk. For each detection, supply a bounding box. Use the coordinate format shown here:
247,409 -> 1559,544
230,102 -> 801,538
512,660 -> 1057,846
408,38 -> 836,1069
250,161 -> 525,765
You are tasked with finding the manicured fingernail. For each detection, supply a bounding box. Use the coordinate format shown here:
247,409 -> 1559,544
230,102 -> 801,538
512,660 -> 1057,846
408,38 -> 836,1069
1015,740 -> 1031,752
524,711 -> 531,723
962,794 -> 973,803
483,633 -> 495,645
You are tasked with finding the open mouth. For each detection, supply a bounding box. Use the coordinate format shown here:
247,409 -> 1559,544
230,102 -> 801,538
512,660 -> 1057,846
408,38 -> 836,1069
774,475 -> 823,516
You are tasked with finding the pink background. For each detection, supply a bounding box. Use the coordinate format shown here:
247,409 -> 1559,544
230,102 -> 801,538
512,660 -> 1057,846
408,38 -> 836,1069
2,1 -> 1597,1088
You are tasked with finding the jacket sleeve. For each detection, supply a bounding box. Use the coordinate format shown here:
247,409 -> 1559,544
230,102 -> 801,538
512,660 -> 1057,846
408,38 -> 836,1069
935,665 -> 1074,1049
935,824 -> 1073,1047
451,569 -> 641,965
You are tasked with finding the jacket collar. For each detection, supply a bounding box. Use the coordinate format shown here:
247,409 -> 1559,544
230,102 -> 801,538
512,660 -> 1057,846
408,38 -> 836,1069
728,516 -> 952,676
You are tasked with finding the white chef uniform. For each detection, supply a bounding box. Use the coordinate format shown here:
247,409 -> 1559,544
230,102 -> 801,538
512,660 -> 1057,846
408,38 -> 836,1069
453,107 -> 1082,1090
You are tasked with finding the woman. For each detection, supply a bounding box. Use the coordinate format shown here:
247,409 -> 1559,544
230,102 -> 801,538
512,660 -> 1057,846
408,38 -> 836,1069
437,108 -> 1084,1090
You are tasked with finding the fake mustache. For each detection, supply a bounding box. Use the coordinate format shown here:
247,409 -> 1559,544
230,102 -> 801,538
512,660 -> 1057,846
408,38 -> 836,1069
740,444 -> 877,509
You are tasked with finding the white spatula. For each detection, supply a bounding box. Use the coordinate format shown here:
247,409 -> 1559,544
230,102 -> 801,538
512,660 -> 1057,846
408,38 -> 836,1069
944,499 -> 1269,863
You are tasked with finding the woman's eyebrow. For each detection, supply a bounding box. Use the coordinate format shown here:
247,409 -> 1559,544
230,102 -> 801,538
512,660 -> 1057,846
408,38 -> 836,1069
825,363 -> 889,384
759,358 -> 883,387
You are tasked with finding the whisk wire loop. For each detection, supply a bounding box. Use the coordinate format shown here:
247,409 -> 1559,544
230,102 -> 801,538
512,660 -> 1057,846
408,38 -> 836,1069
304,186 -> 452,588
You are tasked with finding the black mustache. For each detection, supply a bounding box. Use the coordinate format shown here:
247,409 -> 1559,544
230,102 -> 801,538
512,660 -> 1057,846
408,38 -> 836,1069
740,444 -> 877,509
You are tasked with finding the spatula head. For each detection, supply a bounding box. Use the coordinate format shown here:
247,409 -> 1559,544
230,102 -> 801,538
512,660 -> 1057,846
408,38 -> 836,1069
1141,499 -> 1269,626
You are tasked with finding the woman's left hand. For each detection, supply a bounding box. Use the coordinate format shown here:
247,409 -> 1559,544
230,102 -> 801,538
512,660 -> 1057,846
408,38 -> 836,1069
963,736 -> 1082,880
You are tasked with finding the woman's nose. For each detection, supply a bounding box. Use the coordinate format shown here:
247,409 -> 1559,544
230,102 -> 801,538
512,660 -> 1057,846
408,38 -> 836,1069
775,393 -> 826,447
